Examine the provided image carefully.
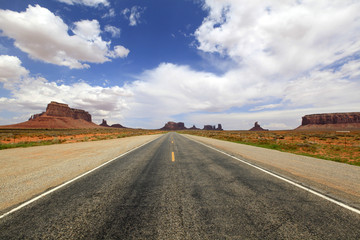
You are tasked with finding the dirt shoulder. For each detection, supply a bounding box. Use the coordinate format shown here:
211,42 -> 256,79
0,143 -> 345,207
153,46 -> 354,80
184,134 -> 360,209
0,134 -> 162,213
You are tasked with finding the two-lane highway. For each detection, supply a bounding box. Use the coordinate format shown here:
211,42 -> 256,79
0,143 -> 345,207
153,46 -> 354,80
1,133 -> 359,239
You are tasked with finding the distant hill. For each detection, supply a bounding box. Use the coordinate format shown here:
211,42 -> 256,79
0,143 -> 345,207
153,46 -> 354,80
160,121 -> 223,130
0,101 -> 100,129
296,112 -> 360,130
99,119 -> 126,128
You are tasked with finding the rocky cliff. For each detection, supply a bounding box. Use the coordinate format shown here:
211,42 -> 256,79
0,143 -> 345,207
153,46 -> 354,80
297,112 -> 360,130
301,112 -> 360,125
203,124 -> 223,130
249,122 -> 268,131
30,101 -> 92,122
2,101 -> 99,129
161,122 -> 187,130
160,122 -> 223,131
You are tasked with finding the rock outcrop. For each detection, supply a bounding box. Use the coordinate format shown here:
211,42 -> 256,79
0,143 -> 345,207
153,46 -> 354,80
297,112 -> 360,130
110,123 -> 125,128
30,101 -> 92,122
160,122 -> 223,131
100,119 -> 110,127
249,122 -> 268,131
189,125 -> 200,130
99,119 -> 125,128
161,121 -> 187,130
2,101 -> 99,129
203,124 -> 223,130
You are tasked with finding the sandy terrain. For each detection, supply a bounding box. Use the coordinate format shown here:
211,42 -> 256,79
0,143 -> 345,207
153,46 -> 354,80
184,134 -> 360,209
0,134 -> 162,212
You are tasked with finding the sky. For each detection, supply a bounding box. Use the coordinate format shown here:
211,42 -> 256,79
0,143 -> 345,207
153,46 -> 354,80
0,0 -> 359,130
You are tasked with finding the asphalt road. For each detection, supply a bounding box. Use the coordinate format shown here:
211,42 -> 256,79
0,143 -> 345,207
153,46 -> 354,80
1,132 -> 359,239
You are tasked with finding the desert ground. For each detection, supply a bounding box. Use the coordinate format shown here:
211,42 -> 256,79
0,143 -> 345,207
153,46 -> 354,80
182,130 -> 360,166
0,134 -> 162,212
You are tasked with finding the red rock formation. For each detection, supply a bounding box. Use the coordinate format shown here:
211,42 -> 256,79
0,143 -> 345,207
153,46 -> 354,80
297,112 -> 360,130
2,101 -> 98,129
189,125 -> 200,130
203,125 -> 214,130
111,124 -> 125,128
44,101 -> 91,122
301,113 -> 360,125
249,122 -> 268,131
100,119 -> 110,127
161,122 -> 187,130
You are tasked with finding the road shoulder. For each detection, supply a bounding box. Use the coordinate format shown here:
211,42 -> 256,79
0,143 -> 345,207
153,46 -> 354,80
183,134 -> 360,209
0,134 -> 163,213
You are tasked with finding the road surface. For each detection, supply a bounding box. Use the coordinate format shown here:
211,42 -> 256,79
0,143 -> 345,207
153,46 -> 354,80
1,133 -> 359,239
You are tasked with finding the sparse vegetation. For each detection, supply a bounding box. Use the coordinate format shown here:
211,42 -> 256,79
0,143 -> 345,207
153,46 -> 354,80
0,128 -> 165,150
180,130 -> 360,166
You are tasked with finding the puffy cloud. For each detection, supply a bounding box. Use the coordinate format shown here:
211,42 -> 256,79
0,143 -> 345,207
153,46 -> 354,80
0,56 -> 132,123
72,19 -> 101,40
0,55 -> 28,84
283,60 -> 360,108
122,6 -> 146,26
105,25 -> 121,38
195,0 -> 360,77
56,0 -> 109,7
123,58 -> 360,129
0,5 -> 128,69
112,46 -> 130,58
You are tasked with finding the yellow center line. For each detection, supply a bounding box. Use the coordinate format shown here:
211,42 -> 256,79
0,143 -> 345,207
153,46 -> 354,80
172,151 -> 175,162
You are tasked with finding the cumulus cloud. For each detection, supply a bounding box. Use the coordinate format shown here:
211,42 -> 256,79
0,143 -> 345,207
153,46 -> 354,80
56,0 -> 109,7
122,6 -> 146,26
105,25 -> 121,38
0,55 -> 132,123
195,0 -> 360,77
123,58 -> 360,129
0,5 -> 129,69
0,55 -> 28,84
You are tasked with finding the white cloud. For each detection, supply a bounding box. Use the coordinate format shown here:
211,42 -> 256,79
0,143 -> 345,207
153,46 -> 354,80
72,19 -> 101,41
56,0 -> 109,7
0,55 -> 28,84
102,8 -> 115,18
105,25 -> 121,38
122,59 -> 360,129
122,6 -> 145,26
195,0 -> 360,77
112,45 -> 130,58
0,55 -> 132,124
0,5 -> 128,69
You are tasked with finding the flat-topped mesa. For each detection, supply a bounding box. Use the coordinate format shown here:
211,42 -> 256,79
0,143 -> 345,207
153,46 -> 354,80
302,112 -> 360,125
203,124 -> 223,130
30,101 -> 92,122
46,101 -> 92,122
161,121 -> 187,130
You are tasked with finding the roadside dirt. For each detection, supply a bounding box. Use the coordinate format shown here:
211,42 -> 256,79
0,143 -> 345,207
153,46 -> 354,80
0,134 -> 162,213
184,134 -> 360,209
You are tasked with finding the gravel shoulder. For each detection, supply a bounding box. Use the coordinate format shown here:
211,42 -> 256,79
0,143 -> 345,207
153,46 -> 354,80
0,134 -> 162,213
184,134 -> 360,209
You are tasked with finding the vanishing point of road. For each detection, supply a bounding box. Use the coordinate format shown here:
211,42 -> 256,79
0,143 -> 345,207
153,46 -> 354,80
1,133 -> 359,239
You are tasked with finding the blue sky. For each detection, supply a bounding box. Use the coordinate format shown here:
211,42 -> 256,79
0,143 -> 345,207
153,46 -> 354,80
0,0 -> 359,129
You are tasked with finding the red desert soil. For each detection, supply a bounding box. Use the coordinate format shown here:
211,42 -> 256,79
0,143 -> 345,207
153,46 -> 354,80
0,116 -> 101,129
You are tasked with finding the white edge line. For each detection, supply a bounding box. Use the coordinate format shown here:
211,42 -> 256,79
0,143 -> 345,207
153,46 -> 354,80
0,136 -> 161,220
188,137 -> 360,215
